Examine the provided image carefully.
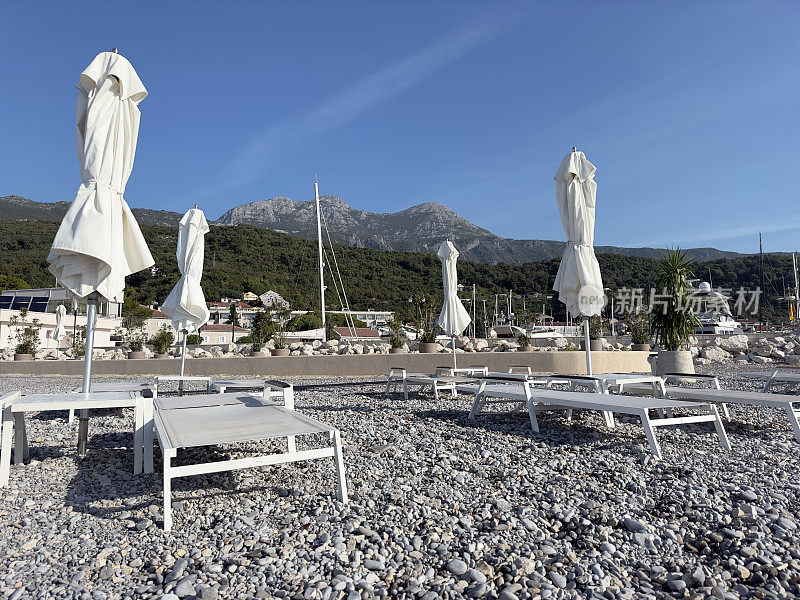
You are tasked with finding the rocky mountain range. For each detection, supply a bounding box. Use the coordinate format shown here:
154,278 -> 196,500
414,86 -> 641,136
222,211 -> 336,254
215,195 -> 741,263
1,194 -> 741,264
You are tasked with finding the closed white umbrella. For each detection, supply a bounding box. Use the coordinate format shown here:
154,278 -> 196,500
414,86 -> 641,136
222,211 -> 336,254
49,304 -> 68,355
47,51 -> 153,454
161,207 -> 211,376
552,148 -> 604,375
436,240 -> 471,369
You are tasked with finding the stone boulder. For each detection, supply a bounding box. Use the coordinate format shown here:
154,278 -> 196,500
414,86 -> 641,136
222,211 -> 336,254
700,346 -> 732,362
749,354 -> 773,365
718,334 -> 749,354
751,344 -> 773,357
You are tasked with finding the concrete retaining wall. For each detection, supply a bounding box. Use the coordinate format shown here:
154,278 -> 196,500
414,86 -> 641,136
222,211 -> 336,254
0,351 -> 652,377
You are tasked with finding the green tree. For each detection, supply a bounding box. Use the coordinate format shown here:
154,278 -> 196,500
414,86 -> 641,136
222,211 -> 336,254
122,296 -> 153,330
228,303 -> 240,327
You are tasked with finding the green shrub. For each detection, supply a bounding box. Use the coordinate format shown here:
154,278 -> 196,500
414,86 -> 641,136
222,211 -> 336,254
628,311 -> 652,345
151,327 -> 174,354
517,334 -> 530,347
588,315 -> 602,340
8,308 -> 40,355
186,333 -> 202,345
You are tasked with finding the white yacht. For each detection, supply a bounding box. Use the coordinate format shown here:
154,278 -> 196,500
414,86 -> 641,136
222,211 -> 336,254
691,281 -> 743,335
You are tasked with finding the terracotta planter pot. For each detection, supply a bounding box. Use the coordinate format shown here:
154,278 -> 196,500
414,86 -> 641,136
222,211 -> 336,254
517,346 -> 535,352
127,351 -> 146,360
631,343 -> 651,352
418,342 -> 439,354
250,351 -> 267,357
580,340 -> 603,352
389,347 -> 407,354
271,348 -> 290,357
13,353 -> 33,362
154,353 -> 169,359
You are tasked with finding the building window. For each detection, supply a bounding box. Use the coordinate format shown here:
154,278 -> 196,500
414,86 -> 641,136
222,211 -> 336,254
218,336 -> 225,343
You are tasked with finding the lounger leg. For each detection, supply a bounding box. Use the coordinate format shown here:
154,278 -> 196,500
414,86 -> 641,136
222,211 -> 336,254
785,405 -> 800,443
144,398 -> 154,474
134,397 -> 143,475
403,381 -> 408,401
721,403 -> 730,420
527,399 -> 540,433
0,405 -> 13,487
468,393 -> 484,420
709,404 -> 731,451
385,378 -> 391,396
639,410 -> 663,459
163,448 -> 176,532
602,411 -> 615,428
432,385 -> 439,402
332,430 -> 348,503
68,408 -> 75,424
566,409 -> 573,422
283,386 -> 297,452
13,414 -> 26,465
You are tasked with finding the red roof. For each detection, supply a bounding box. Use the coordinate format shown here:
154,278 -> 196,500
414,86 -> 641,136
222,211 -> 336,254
200,324 -> 249,332
150,309 -> 168,318
333,327 -> 381,339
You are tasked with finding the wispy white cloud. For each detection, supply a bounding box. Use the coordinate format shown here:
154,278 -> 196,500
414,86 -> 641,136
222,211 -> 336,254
626,214 -> 800,248
199,12 -> 524,195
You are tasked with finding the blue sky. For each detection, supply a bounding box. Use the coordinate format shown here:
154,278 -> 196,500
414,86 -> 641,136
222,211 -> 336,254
1,1 -> 799,254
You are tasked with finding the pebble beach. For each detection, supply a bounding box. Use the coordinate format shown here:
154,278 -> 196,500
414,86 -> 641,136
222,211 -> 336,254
1,366 -> 799,600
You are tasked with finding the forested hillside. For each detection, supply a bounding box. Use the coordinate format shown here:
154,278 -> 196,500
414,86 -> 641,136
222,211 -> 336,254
0,221 -> 791,323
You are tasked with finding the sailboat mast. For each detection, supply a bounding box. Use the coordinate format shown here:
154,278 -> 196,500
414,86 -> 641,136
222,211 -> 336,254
793,252 -> 799,326
315,179 -> 327,342
759,233 -> 764,329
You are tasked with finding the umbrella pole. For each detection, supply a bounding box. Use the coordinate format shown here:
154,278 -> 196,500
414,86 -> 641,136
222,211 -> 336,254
180,329 -> 187,377
78,298 -> 97,457
583,317 -> 593,376
452,336 -> 457,370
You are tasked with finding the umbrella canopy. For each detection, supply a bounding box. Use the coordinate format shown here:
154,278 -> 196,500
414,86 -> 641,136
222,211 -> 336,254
48,51 -> 153,303
552,150 -> 604,319
161,208 -> 211,333
49,304 -> 68,346
46,51 -> 153,456
436,241 -> 471,336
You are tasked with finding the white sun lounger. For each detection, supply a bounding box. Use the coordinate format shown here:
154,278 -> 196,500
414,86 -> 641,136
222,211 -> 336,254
67,381 -> 153,423
153,376 -> 213,396
385,368 -> 473,400
660,385 -> 800,442
740,369 -> 800,393
467,373 -> 564,419
1,390 -> 148,486
527,388 -> 731,459
153,391 -> 348,531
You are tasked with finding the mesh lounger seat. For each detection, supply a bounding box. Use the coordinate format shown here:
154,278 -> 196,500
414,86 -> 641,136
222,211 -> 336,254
527,388 -> 731,459
153,391 -> 348,531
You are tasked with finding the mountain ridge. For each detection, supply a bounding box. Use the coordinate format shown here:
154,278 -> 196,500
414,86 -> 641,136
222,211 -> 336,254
0,194 -> 743,263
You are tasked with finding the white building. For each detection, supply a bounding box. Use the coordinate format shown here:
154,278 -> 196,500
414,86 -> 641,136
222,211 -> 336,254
328,309 -> 394,328
198,324 -> 250,344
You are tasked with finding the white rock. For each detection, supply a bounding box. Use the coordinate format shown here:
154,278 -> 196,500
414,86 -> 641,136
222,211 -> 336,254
700,346 -> 732,362
718,334 -> 749,354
